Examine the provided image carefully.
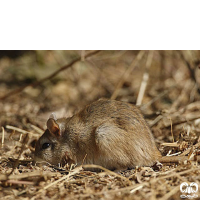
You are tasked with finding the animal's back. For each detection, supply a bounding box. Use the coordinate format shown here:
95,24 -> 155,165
73,99 -> 161,169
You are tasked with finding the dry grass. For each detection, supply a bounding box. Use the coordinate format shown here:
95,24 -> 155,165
0,50 -> 200,200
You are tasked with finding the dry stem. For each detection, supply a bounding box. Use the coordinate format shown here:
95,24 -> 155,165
111,50 -> 145,100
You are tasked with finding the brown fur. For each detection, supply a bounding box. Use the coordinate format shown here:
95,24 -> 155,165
34,99 -> 161,170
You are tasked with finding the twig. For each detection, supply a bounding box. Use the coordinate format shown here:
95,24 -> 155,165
81,153 -> 87,166
111,50 -> 145,100
169,80 -> 194,112
136,50 -> 154,106
159,112 -> 200,129
0,171 -> 58,181
169,117 -> 175,143
30,124 -> 44,135
8,134 -> 29,177
130,185 -> 144,193
4,180 -> 34,186
177,50 -> 196,83
161,142 -> 179,147
166,152 -> 182,157
140,86 -> 175,110
0,50 -> 101,101
149,115 -> 163,127
37,166 -> 82,193
177,50 -> 200,93
180,141 -> 200,156
6,125 -> 39,137
151,167 -> 200,183
83,164 -> 132,185
1,127 -> 5,145
8,158 -> 33,165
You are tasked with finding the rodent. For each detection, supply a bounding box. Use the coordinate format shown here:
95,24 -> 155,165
34,99 -> 199,170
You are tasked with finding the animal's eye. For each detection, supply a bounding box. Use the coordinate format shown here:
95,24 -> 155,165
42,143 -> 50,149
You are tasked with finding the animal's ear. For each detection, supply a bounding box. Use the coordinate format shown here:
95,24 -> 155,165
47,117 -> 61,137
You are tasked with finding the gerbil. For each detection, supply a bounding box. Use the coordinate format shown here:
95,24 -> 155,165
34,99 -> 161,169
34,99 -> 198,170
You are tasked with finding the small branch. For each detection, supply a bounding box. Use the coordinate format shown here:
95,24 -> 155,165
140,86 -> 175,110
0,50 -> 101,101
169,117 -> 174,143
1,127 -> 5,145
83,164 -> 132,185
4,180 -> 34,186
8,134 -> 29,177
161,142 -> 179,147
0,170 -> 58,181
159,155 -> 200,163
177,50 -> 196,81
111,50 -> 145,100
6,125 -> 39,137
136,50 -> 154,106
180,141 -> 200,156
37,166 -> 82,193
159,111 -> 200,129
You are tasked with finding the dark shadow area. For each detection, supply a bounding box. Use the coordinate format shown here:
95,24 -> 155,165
0,50 -> 33,59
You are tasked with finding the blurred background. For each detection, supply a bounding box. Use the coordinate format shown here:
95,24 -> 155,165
0,50 -> 200,146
